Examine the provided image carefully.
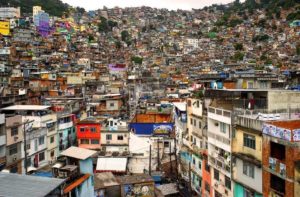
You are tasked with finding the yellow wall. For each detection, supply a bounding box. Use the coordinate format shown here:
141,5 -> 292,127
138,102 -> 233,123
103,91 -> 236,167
232,127 -> 262,161
0,21 -> 10,36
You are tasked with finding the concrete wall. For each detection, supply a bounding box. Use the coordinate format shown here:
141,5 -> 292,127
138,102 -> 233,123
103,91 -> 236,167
6,115 -> 23,146
232,127 -> 262,161
101,132 -> 129,146
232,157 -> 262,193
268,91 -> 300,111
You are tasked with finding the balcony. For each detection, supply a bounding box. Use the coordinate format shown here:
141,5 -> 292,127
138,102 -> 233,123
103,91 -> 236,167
208,131 -> 230,151
208,107 -> 231,124
208,153 -> 231,177
236,115 -> 263,131
58,121 -> 73,130
268,157 -> 286,177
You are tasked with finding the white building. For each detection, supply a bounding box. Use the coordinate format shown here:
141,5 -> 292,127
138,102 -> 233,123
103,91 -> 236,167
0,7 -> 20,19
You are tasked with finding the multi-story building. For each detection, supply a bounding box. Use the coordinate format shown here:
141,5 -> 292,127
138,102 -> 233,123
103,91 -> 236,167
57,112 -> 76,153
4,115 -> 24,174
0,114 -> 6,170
232,114 -> 264,197
0,7 -> 20,19
262,120 -> 300,197
101,118 -> 129,153
76,118 -> 102,150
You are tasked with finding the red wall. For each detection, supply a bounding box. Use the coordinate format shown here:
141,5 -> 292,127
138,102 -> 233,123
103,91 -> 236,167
202,156 -> 212,197
77,123 -> 101,139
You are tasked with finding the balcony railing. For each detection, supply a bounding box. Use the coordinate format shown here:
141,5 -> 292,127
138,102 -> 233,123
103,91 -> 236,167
269,157 -> 286,177
209,107 -> 231,117
208,132 -> 230,145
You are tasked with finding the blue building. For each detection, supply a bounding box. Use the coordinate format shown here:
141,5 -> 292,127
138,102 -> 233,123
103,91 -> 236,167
53,146 -> 96,197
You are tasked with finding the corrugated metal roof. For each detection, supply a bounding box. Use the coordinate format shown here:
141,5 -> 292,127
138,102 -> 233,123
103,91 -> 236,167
0,172 -> 65,197
1,105 -> 51,111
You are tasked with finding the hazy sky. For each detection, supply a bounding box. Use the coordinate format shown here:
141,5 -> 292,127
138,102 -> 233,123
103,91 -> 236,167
61,0 -> 237,11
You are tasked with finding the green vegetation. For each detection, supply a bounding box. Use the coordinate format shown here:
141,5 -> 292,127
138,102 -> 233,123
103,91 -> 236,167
252,34 -> 269,43
232,51 -> 244,61
131,56 -> 143,64
234,43 -> 243,51
98,17 -> 118,32
296,44 -> 300,55
286,11 -> 300,21
0,0 -> 69,17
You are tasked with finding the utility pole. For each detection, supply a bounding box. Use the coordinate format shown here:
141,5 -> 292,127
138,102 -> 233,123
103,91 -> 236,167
149,145 -> 151,176
156,138 -> 160,171
23,119 -> 34,175
188,162 -> 192,197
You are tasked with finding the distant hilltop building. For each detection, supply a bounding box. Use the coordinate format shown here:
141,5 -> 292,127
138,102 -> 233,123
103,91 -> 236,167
0,7 -> 20,19
33,6 -> 42,17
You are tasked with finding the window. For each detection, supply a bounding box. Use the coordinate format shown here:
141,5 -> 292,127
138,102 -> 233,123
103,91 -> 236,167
90,127 -> 96,133
270,141 -> 285,160
270,174 -> 285,194
196,100 -> 200,108
243,161 -> 255,178
205,182 -> 210,193
214,169 -> 219,181
244,189 -> 254,197
39,136 -> 44,145
9,144 -> 18,155
243,133 -> 256,149
39,152 -> 45,161
26,144 -> 30,150
164,141 -> 169,148
225,176 -> 231,190
205,163 -> 210,172
81,139 -> 89,144
199,121 -> 201,129
91,139 -> 99,144
220,122 -> 226,133
11,127 -> 18,136
50,136 -> 54,143
80,127 -> 85,132
215,191 -> 222,197
193,119 -> 196,126
198,161 -> 201,169
110,103 -> 115,107
106,134 -> 112,140
190,118 -> 193,124
188,100 -> 191,107
193,158 -> 195,165
50,151 -> 55,157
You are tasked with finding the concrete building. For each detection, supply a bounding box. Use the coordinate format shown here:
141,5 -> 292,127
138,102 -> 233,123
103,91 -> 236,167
0,7 -> 20,19
262,120 -> 300,197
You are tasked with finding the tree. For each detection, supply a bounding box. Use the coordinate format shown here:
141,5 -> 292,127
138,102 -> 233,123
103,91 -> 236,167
296,44 -> 300,55
131,56 -> 143,64
232,51 -> 244,61
115,41 -> 121,49
121,30 -> 130,42
234,43 -> 243,50
88,35 -> 94,42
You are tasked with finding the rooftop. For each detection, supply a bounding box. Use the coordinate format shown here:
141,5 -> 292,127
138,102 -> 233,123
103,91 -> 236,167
1,105 -> 51,111
0,172 -> 65,197
60,146 -> 97,160
94,172 -> 119,189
